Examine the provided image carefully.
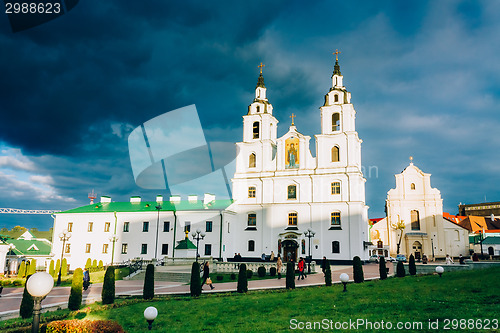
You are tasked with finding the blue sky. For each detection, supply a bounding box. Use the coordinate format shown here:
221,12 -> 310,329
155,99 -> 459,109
1,1 -> 499,230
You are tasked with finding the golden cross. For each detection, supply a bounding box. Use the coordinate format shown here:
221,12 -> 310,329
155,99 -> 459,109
410,156 -> 413,163
258,62 -> 265,74
290,113 -> 296,125
185,230 -> 189,239
333,49 -> 341,61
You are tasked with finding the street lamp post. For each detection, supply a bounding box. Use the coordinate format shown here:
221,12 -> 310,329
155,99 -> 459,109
109,234 -> 119,265
26,272 -> 54,333
57,230 -> 71,286
191,228 -> 206,262
340,273 -> 349,292
304,228 -> 316,274
431,238 -> 435,262
144,306 -> 158,330
155,205 -> 162,260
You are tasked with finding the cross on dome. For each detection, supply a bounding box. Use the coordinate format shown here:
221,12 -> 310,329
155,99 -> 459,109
333,49 -> 341,61
258,62 -> 265,74
290,113 -> 296,126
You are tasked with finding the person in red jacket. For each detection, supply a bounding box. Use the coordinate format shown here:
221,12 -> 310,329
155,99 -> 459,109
298,257 -> 307,280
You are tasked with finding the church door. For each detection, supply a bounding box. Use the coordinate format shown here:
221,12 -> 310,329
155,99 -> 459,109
412,241 -> 422,261
282,240 -> 298,262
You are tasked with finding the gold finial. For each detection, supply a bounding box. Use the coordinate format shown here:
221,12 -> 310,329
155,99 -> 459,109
290,113 -> 296,126
258,62 -> 265,74
409,156 -> 413,163
333,49 -> 341,61
185,230 -> 189,239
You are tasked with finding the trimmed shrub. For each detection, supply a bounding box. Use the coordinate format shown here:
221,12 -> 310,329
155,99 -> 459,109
286,262 -> 295,289
230,273 -> 236,280
101,266 -> 115,304
61,258 -> 68,276
68,268 -> 83,310
143,264 -> 155,300
49,260 -> 55,277
45,319 -> 125,333
85,258 -> 92,270
353,256 -> 364,283
379,256 -> 387,280
190,262 -> 201,297
98,260 -> 104,270
270,267 -> 277,277
409,254 -> 416,276
325,260 -> 332,286
54,259 -> 61,278
216,275 -> 223,281
28,259 -> 36,275
396,261 -> 405,277
257,266 -> 266,277
237,263 -> 248,293
19,275 -> 33,319
92,259 -> 98,271
246,269 -> 253,279
18,261 -> 26,278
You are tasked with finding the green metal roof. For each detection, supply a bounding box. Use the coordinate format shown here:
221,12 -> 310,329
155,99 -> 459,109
175,238 -> 197,250
482,237 -> 500,245
4,239 -> 52,256
56,199 -> 233,214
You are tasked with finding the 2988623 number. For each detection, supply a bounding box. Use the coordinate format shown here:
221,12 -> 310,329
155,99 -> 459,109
5,2 -> 61,14
443,319 -> 498,330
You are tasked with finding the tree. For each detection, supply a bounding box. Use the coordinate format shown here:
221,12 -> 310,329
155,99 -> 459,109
286,262 -> 295,289
409,254 -> 416,276
324,260 -> 332,286
19,275 -> 33,319
237,263 -> 248,293
85,258 -> 92,270
353,256 -> 364,283
49,260 -> 55,277
379,256 -> 387,280
68,268 -> 83,310
18,261 -> 26,278
257,266 -> 266,277
101,266 -> 115,304
190,262 -> 201,297
54,259 -> 61,278
396,261 -> 405,277
143,264 -> 155,300
391,220 -> 406,255
28,259 -> 37,275
61,258 -> 68,276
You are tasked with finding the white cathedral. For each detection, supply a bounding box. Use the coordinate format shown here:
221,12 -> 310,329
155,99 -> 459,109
52,57 -> 370,269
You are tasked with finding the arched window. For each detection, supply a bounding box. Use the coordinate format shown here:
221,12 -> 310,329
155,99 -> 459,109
411,183 -> 416,190
248,186 -> 256,198
248,240 -> 255,252
331,212 -> 341,226
334,94 -> 339,103
411,210 -> 420,230
331,146 -> 340,162
332,241 -> 340,253
288,212 -> 297,226
247,213 -> 256,226
249,153 -> 256,168
253,121 -> 260,139
331,182 -> 341,195
256,106 -> 260,113
332,113 -> 340,131
287,185 -> 297,199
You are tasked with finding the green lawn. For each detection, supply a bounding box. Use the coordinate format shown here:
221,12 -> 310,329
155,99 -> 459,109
2,268 -> 499,332
85,268 -> 500,332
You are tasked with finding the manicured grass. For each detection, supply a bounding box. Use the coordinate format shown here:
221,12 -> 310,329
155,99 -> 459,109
84,267 -> 500,332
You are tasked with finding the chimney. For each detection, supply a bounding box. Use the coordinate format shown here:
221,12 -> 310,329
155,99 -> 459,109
203,193 -> 216,205
170,195 -> 181,203
130,196 -> 141,203
100,196 -> 111,203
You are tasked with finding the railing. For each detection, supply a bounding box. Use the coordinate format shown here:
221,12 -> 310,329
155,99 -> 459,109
214,261 -> 316,273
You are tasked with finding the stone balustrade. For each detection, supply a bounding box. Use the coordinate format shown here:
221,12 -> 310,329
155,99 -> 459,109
214,261 -> 316,273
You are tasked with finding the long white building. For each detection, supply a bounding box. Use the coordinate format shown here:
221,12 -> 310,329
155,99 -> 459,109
52,58 -> 370,270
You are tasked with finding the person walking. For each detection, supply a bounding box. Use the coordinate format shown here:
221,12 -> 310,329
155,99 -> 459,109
459,254 -> 465,265
277,256 -> 283,279
445,254 -> 454,265
321,256 -> 327,277
270,251 -> 275,262
201,261 -> 214,290
83,267 -> 90,291
298,257 -> 306,280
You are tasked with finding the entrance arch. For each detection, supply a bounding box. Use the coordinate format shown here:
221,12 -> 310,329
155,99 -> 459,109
412,241 -> 422,261
488,246 -> 494,256
282,240 -> 298,262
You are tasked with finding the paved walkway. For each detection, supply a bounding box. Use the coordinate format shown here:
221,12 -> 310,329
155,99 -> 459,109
0,263 -> 391,321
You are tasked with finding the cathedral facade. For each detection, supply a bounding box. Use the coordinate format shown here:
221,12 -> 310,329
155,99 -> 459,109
228,58 -> 369,262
